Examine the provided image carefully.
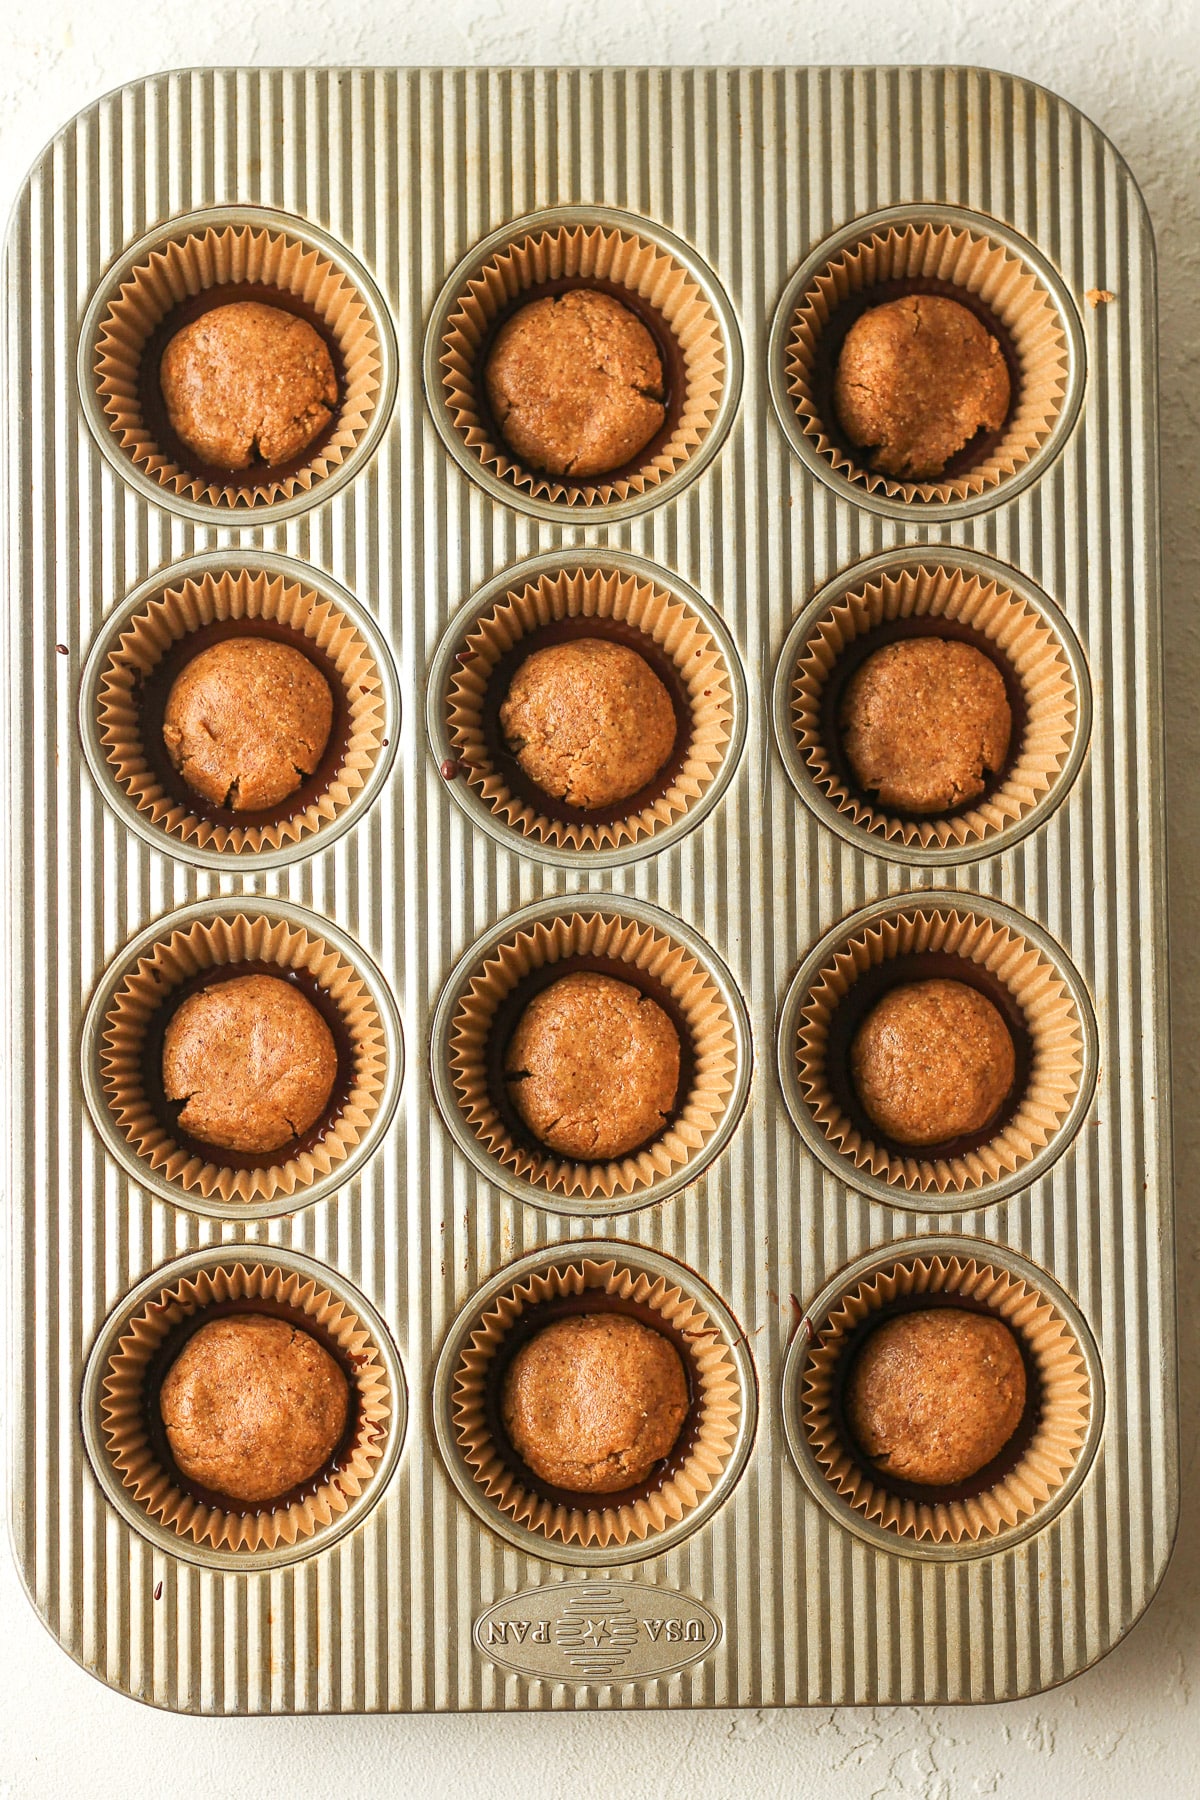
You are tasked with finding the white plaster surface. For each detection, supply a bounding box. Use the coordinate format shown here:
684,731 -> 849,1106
1,3 -> 1198,1794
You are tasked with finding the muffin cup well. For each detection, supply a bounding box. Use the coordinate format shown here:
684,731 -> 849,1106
770,206 -> 1082,517
779,896 -> 1095,1207
427,207 -> 739,518
84,207 -> 392,516
86,557 -> 396,867
435,1245 -> 754,1563
431,897 -> 750,1215
84,1249 -> 403,1568
435,553 -> 741,861
783,1240 -> 1100,1554
84,901 -> 401,1217
775,550 -> 1088,862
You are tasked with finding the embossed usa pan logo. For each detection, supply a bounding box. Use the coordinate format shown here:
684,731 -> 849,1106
474,1582 -> 722,1682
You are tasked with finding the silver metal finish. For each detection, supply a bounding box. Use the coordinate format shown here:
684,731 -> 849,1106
769,545 -> 1093,867
79,549 -> 403,873
779,1233 -> 1106,1562
3,67 -> 1174,1713
426,547 -> 749,869
775,891 -> 1100,1211
431,1240 -> 758,1566
78,896 -> 405,1221
76,203 -> 400,525
422,204 -> 744,524
80,1243 -> 409,1572
765,201 -> 1088,523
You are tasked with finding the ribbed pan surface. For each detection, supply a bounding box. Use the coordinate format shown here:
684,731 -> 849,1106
2,65 -> 1174,1710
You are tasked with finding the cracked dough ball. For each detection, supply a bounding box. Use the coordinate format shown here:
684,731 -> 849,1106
846,1308 -> 1026,1487
160,1314 -> 350,1504
159,300 -> 338,470
484,289 -> 666,478
840,638 -> 1012,814
833,294 -> 1010,479
162,973 -> 338,1156
500,638 -> 677,810
850,978 -> 1016,1148
502,1312 -> 689,1493
504,970 -> 681,1161
162,638 -> 334,813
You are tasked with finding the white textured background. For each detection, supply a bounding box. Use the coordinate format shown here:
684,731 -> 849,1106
2,4 -> 1197,1795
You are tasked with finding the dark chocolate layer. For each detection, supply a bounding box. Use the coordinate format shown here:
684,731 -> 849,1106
474,276 -> 686,487
141,959 -> 356,1172
143,1296 -> 368,1517
138,281 -> 345,489
475,613 -> 693,828
818,949 -> 1032,1162
133,615 -> 352,831
808,276 -> 1019,482
824,1286 -> 1043,1507
487,951 -> 696,1166
481,1286 -> 706,1511
813,613 -> 1027,824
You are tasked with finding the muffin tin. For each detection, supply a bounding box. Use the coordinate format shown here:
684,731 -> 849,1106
3,66 -> 1174,1711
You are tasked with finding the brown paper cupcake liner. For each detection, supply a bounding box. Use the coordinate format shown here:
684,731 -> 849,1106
784,220 -> 1070,504
94,221 -> 381,508
95,569 -> 387,855
795,906 -> 1085,1194
801,1253 -> 1092,1543
99,1261 -> 391,1552
449,911 -> 738,1199
99,912 -> 388,1203
440,222 -> 726,507
451,1256 -> 741,1547
791,564 -> 1079,850
446,566 -> 734,850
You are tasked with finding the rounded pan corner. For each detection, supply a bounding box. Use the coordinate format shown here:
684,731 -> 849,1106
943,63 -> 1158,258
1000,1488 -> 1182,1704
2,70 -> 193,260
3,1496 -> 180,1714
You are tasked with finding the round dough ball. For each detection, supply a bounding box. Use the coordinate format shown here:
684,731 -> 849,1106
160,1313 -> 350,1504
162,972 -> 338,1155
840,637 -> 1012,814
500,638 -> 677,810
846,1307 -> 1026,1486
162,637 -> 334,813
850,978 -> 1016,1147
833,294 -> 1010,479
502,1312 -> 689,1493
504,970 -> 681,1161
159,300 -> 338,470
485,289 -> 666,478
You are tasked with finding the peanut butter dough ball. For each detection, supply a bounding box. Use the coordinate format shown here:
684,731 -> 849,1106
833,294 -> 1010,479
504,970 -> 681,1161
840,638 -> 1012,814
162,638 -> 334,813
500,638 -> 677,810
850,978 -> 1016,1148
159,1313 -> 350,1504
162,972 -> 338,1156
502,1312 -> 690,1493
485,289 -> 666,478
159,300 -> 338,470
846,1308 -> 1027,1487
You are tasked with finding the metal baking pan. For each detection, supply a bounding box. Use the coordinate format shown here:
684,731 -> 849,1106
3,64 -> 1175,1711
